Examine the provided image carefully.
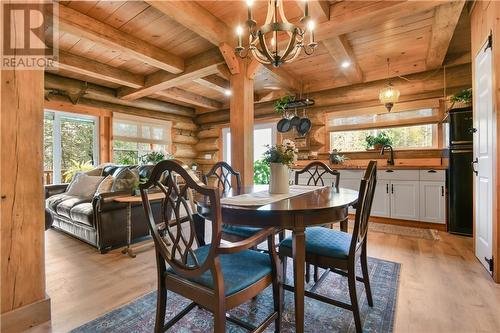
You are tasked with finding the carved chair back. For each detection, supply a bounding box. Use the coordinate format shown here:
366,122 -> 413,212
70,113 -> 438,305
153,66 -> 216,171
140,159 -> 222,278
202,161 -> 242,196
294,161 -> 340,190
350,160 -> 377,254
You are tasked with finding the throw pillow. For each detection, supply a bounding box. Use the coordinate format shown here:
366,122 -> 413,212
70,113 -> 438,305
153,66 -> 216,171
66,174 -> 105,199
84,168 -> 103,176
111,168 -> 139,193
95,175 -> 114,194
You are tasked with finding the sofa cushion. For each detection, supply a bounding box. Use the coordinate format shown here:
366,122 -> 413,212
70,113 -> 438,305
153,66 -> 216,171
46,193 -> 74,211
66,174 -> 104,199
56,197 -> 91,218
111,168 -> 139,192
70,203 -> 94,226
96,175 -> 114,194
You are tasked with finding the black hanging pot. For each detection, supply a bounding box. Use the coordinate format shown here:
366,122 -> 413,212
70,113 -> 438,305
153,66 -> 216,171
277,118 -> 292,133
297,118 -> 312,136
290,115 -> 301,129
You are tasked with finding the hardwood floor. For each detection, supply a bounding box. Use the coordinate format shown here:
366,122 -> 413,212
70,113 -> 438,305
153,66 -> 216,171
33,226 -> 500,333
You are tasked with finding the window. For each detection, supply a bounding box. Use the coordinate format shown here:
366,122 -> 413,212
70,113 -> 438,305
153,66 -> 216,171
221,122 -> 277,163
43,110 -> 99,184
330,124 -> 436,152
112,114 -> 172,164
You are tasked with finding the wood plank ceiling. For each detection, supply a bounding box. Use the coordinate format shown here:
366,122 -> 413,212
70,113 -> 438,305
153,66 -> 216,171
46,0 -> 469,115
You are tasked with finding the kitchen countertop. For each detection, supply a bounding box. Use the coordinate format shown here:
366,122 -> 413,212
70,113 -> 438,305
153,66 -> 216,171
292,163 -> 447,171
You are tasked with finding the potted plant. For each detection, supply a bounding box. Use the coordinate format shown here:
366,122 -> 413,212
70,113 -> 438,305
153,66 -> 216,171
191,162 -> 199,171
139,151 -> 174,165
263,139 -> 297,194
274,95 -> 294,117
450,88 -> 472,108
329,152 -> 348,165
365,132 -> 392,150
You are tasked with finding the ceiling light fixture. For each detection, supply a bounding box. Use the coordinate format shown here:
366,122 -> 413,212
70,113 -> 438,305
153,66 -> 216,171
235,0 -> 317,67
379,58 -> 400,112
341,60 -> 351,68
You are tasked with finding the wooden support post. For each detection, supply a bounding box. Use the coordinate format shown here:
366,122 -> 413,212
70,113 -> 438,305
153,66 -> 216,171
99,114 -> 113,163
230,60 -> 255,186
1,70 -> 50,331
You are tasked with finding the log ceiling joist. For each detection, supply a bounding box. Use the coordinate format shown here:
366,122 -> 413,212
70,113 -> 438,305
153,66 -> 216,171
261,66 -> 303,95
426,0 -> 466,69
53,50 -> 144,89
322,35 -> 364,84
194,75 -> 230,94
55,4 -> 184,74
44,73 -> 194,117
118,48 -> 225,101
157,88 -> 223,110
308,0 -> 331,22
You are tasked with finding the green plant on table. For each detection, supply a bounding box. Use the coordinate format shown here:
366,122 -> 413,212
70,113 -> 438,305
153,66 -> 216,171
262,140 -> 298,168
254,159 -> 270,184
63,160 -> 94,182
365,132 -> 392,150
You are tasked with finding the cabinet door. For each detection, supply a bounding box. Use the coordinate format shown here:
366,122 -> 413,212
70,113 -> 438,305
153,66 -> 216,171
371,180 -> 391,217
419,181 -> 446,224
339,178 -> 360,214
390,181 -> 420,221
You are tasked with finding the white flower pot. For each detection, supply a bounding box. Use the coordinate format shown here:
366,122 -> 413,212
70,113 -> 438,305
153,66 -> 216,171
269,163 -> 290,194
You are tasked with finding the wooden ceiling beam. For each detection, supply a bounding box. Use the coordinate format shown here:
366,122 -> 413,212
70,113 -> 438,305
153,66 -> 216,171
53,51 -> 144,89
316,1 -> 441,41
145,0 -> 230,46
322,35 -> 364,84
308,0 -> 331,22
157,88 -> 223,110
426,1 -> 466,69
261,66 -> 302,94
194,75 -> 230,95
118,48 -> 225,101
55,4 -> 184,74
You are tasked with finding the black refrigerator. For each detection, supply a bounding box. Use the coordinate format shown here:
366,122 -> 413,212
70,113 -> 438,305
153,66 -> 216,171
447,107 -> 473,236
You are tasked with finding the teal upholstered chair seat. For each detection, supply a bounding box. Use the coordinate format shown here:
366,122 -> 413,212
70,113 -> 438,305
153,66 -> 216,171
222,224 -> 262,238
279,227 -> 352,259
167,245 -> 271,296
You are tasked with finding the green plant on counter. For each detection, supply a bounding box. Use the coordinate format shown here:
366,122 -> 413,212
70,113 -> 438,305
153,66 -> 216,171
329,153 -> 349,165
139,151 -> 174,165
115,153 -> 138,166
63,160 -> 94,182
365,132 -> 392,150
450,88 -> 472,105
254,159 -> 270,184
274,95 -> 294,116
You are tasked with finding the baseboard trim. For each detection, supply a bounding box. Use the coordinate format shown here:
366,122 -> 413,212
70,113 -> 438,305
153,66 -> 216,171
1,296 -> 51,332
349,214 -> 447,231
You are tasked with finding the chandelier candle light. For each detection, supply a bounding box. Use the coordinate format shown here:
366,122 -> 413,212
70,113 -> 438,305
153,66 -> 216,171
235,0 -> 318,67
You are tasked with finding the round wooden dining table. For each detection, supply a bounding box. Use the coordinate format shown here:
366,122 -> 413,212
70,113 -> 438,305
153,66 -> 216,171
197,185 -> 358,333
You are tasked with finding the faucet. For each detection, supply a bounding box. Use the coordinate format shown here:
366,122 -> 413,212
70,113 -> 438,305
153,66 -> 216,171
380,144 -> 395,166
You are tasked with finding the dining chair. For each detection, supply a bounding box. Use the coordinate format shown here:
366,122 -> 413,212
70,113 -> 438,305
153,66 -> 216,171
294,161 -> 344,282
140,159 -> 282,333
202,161 -> 262,242
279,160 -> 377,333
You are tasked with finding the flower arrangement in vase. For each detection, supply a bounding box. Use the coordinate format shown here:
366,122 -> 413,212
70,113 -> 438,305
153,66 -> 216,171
263,139 -> 297,194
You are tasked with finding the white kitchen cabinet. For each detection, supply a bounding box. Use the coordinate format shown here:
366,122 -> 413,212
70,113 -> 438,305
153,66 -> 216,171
371,180 -> 391,217
390,180 -> 420,221
419,181 -> 446,224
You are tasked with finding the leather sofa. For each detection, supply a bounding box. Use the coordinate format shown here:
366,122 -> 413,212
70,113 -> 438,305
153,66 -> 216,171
45,165 -> 163,253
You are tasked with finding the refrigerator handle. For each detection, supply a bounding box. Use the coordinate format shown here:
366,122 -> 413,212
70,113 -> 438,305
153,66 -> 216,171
472,158 -> 478,176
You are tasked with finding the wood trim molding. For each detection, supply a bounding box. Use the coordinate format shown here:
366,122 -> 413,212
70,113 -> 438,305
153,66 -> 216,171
349,214 -> 447,232
0,296 -> 51,332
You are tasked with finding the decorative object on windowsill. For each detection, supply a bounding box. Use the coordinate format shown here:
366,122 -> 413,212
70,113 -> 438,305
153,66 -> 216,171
308,151 -> 319,160
449,88 -> 472,109
329,151 -> 349,165
235,0 -> 317,67
263,139 -> 297,194
190,162 -> 199,171
365,132 -> 392,151
379,58 -> 400,112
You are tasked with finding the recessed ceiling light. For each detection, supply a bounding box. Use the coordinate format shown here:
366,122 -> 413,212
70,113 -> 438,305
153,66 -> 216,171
341,61 -> 351,68
224,89 -> 232,96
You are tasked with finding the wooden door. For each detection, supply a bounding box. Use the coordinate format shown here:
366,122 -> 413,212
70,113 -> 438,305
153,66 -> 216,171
474,36 -> 494,273
371,180 -> 391,217
419,181 -> 446,224
390,181 -> 420,221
